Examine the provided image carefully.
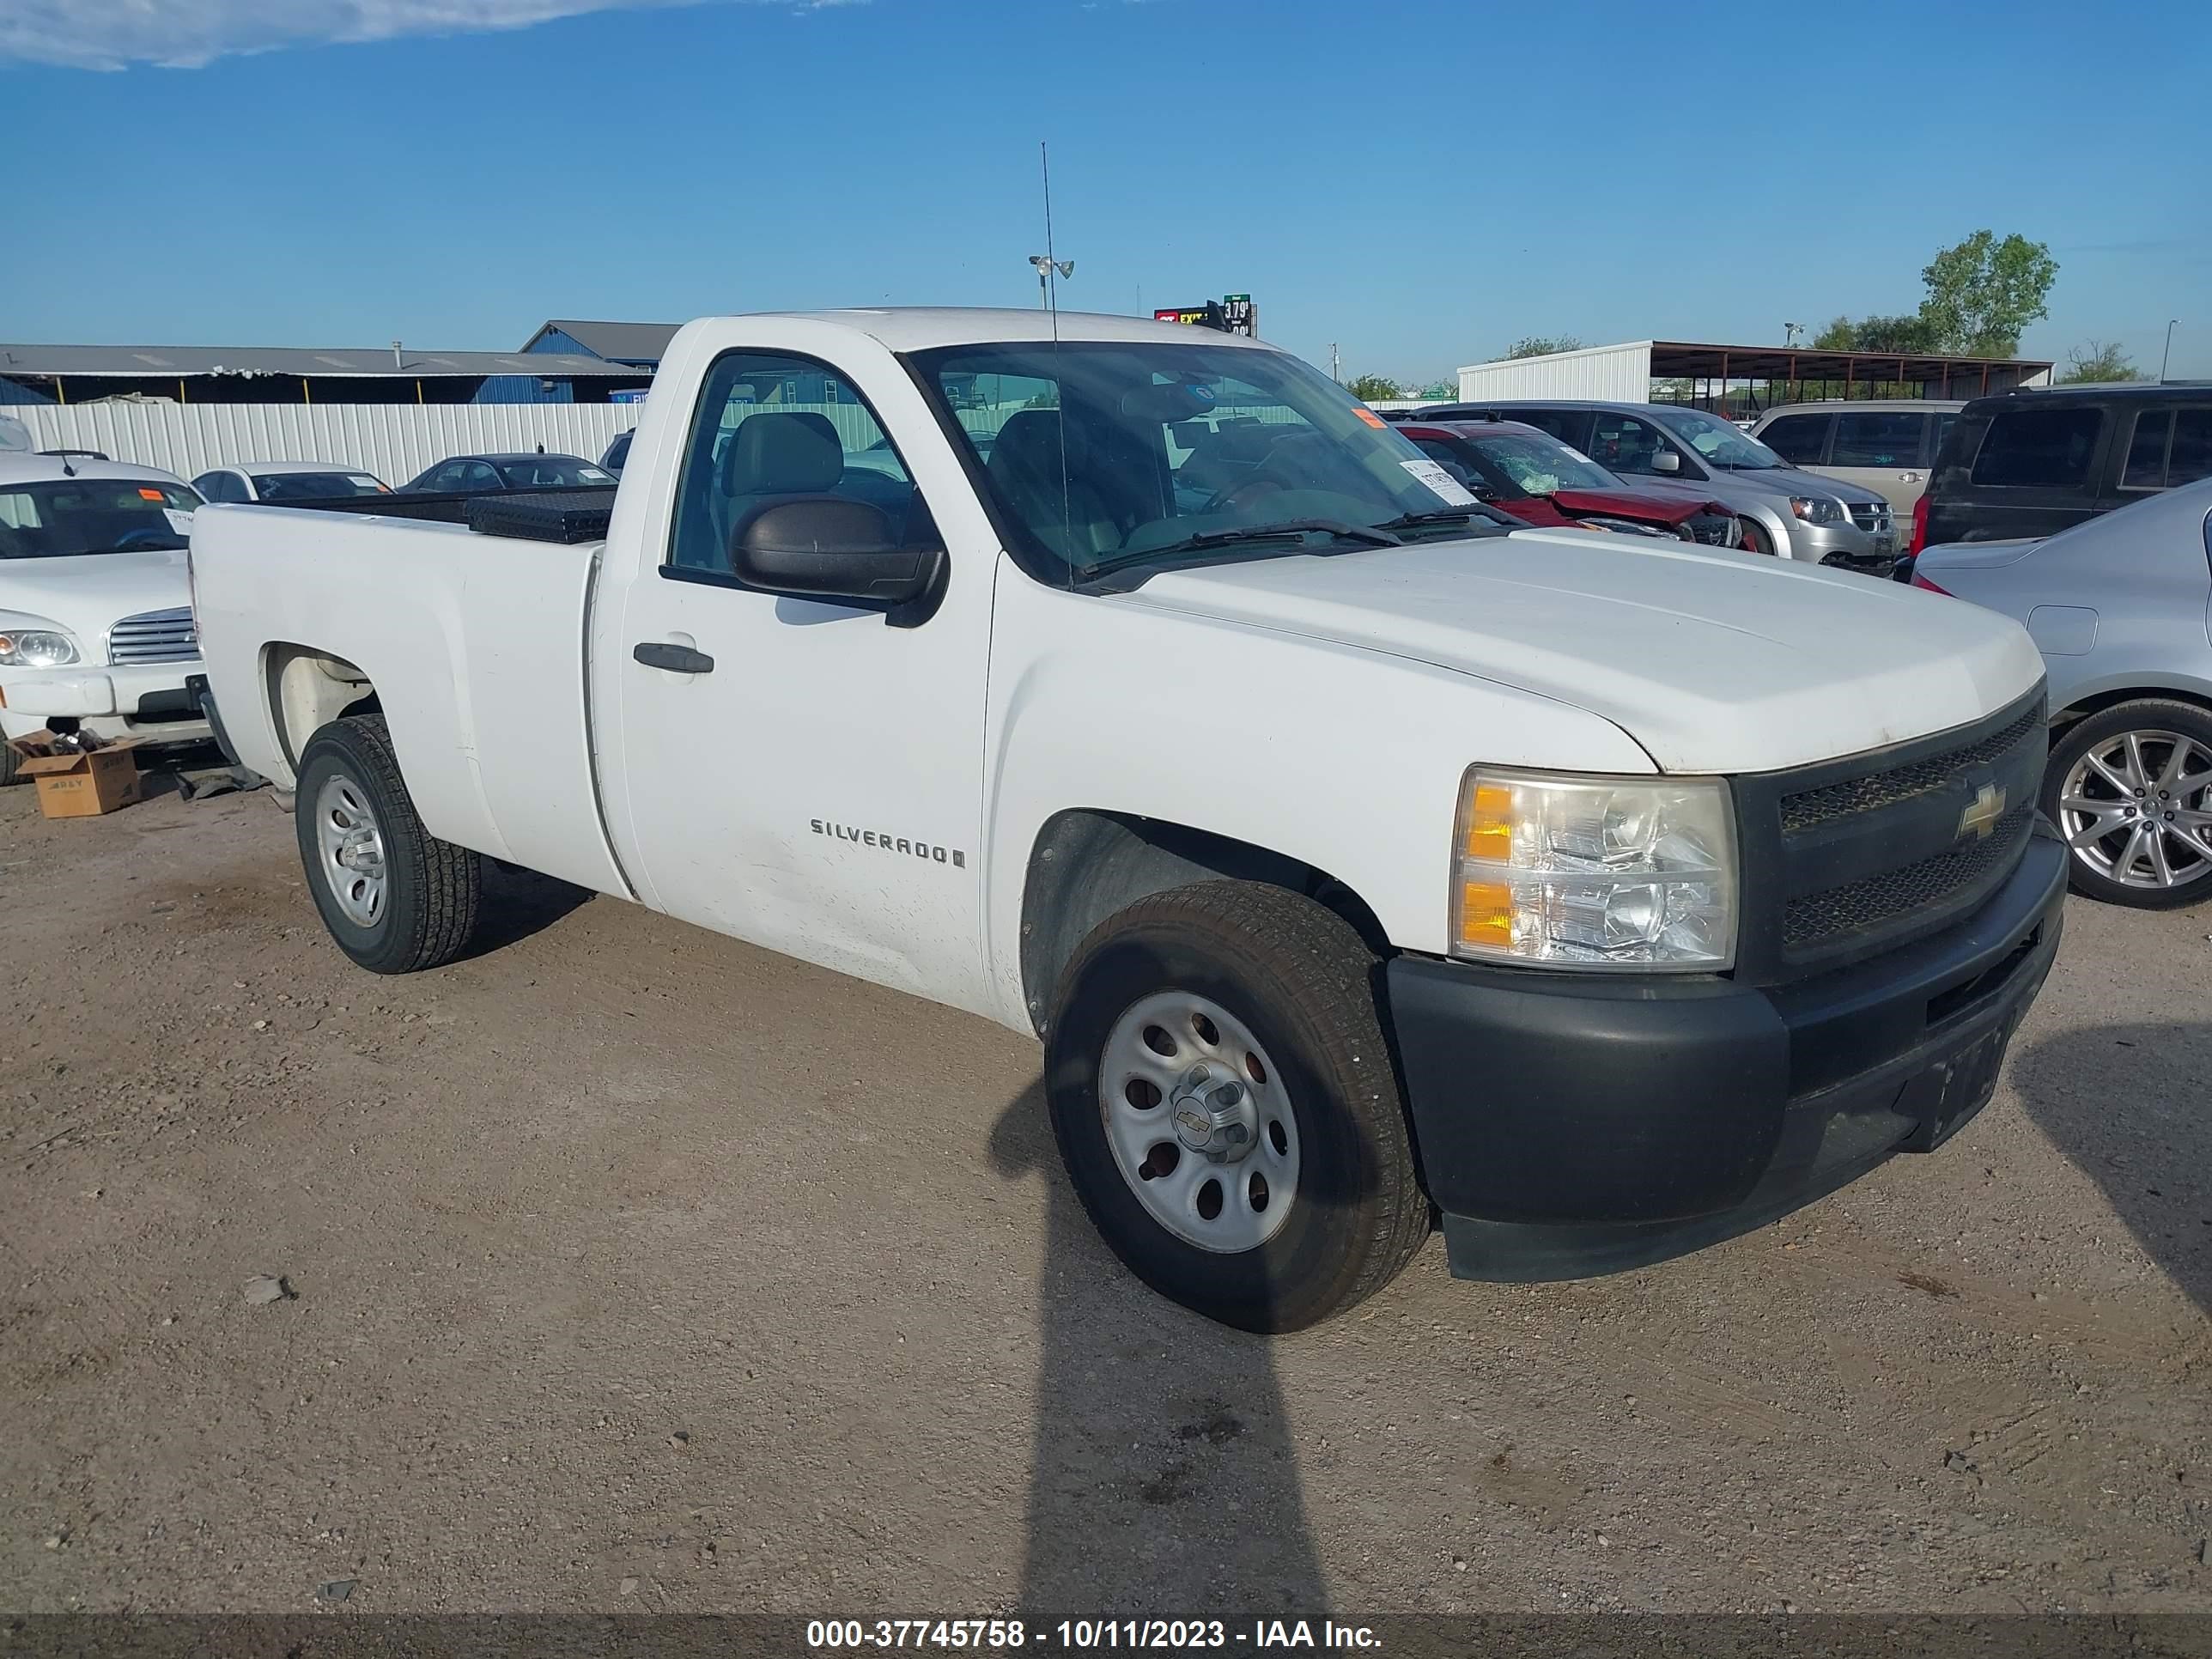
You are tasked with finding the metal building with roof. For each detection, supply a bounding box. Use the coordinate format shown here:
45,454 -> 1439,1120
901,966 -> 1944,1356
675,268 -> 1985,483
0,342 -> 653,406
521,319 -> 683,369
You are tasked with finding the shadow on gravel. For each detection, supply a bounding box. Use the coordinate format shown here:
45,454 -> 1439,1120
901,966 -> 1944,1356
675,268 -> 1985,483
2010,1020 -> 2212,1315
459,862 -> 598,960
989,1082 -> 1328,1620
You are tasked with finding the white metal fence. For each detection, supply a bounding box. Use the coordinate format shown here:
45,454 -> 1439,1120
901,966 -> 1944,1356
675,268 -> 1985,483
11,402 -> 644,488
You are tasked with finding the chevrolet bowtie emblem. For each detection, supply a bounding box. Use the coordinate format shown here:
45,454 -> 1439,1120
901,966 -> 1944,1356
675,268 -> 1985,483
1959,782 -> 2007,841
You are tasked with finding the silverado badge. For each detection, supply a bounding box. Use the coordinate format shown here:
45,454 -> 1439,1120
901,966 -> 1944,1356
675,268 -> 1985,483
1958,782 -> 2008,842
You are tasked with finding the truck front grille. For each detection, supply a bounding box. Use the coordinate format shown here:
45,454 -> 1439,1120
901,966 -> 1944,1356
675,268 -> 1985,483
1780,703 -> 2045,832
1730,687 -> 2047,981
1783,805 -> 2034,951
106,607 -> 199,665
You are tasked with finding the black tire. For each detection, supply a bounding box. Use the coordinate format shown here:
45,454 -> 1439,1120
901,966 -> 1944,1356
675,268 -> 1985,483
294,714 -> 483,971
0,743 -> 18,787
1044,880 -> 1430,1333
2042,698 -> 2212,909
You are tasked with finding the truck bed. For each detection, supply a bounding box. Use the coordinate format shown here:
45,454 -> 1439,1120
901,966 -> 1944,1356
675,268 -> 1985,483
256,485 -> 619,544
191,499 -> 628,896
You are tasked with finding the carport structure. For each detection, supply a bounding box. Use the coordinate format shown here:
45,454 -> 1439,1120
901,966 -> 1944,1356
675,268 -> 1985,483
1452,338 -> 2053,416
1650,340 -> 2055,416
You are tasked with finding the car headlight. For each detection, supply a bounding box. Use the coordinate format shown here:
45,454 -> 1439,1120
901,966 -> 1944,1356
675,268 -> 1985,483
1790,495 -> 1844,526
1450,768 -> 1738,970
0,617 -> 82,668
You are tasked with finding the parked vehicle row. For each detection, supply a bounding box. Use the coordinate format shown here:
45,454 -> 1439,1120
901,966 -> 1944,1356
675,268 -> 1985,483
1750,398 -> 1962,511
187,307 -> 2063,1334
1385,415 -> 1742,545
1410,396 -> 1899,568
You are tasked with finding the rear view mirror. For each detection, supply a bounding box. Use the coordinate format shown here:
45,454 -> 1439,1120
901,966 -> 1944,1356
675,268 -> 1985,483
730,496 -> 944,610
1650,449 -> 1682,475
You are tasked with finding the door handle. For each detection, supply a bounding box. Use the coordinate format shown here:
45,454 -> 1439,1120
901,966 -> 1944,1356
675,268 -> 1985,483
1900,471 -> 1923,483
633,641 -> 715,674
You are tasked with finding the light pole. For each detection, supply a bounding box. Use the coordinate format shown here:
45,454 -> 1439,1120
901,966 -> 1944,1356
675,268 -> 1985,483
1783,321 -> 1803,348
2161,319 -> 2179,382
1029,254 -> 1073,313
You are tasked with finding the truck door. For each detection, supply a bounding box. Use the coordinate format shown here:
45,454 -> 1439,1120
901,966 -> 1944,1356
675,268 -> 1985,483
605,347 -> 994,1010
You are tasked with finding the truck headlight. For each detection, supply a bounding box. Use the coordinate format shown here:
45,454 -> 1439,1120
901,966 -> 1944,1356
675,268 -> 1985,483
1450,769 -> 1738,970
0,622 -> 82,668
1790,495 -> 1844,526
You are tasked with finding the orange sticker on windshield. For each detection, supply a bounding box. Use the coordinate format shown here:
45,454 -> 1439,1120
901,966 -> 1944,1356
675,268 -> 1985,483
1353,407 -> 1387,428
138,488 -> 164,500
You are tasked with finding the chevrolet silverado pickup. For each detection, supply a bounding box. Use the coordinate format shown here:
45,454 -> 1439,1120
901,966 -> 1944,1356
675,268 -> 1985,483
188,309 -> 2066,1332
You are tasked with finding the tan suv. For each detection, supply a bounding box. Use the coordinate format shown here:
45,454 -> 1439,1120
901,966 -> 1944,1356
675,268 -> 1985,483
1752,399 -> 1965,510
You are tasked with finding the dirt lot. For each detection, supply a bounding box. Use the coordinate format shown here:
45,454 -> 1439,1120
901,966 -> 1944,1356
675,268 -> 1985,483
3,766 -> 2209,1618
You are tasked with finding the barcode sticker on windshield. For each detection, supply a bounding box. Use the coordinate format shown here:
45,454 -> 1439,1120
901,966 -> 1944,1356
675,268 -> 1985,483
163,509 -> 195,534
1401,459 -> 1478,507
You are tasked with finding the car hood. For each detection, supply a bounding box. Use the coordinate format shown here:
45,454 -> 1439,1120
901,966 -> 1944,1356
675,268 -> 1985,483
0,550 -> 193,653
1121,531 -> 2043,774
1705,462 -> 1887,506
1547,485 -> 1709,525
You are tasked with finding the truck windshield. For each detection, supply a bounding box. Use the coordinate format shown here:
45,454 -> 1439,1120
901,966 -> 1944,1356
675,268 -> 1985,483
906,339 -> 1499,581
1649,405 -> 1788,470
0,478 -> 198,559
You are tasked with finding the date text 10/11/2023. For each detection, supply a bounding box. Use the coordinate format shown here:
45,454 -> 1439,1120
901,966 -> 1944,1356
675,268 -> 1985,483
805,1621 -> 1382,1650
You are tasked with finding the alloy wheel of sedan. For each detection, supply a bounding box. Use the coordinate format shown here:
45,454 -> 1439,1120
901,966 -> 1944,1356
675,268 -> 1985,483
2057,728 -> 2212,891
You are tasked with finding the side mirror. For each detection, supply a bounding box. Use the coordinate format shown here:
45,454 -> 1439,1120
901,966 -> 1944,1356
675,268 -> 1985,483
1650,448 -> 1682,475
729,497 -> 944,607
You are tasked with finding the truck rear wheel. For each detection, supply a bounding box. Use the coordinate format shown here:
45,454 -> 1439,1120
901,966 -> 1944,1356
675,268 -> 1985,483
1044,880 -> 1430,1332
295,714 -> 483,972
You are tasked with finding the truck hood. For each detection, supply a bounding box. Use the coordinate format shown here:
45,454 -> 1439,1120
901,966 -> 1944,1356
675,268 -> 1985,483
0,550 -> 193,653
1121,531 -> 2044,774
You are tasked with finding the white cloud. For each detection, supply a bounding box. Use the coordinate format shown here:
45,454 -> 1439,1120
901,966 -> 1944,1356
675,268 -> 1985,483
0,0 -> 865,71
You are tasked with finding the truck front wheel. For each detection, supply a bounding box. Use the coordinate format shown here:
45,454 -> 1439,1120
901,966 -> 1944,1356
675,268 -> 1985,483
1044,880 -> 1430,1332
294,714 -> 483,973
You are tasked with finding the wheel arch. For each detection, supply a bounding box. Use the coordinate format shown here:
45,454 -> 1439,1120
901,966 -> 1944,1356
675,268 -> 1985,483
2051,684 -> 2212,732
1017,808 -> 1389,1037
262,643 -> 381,775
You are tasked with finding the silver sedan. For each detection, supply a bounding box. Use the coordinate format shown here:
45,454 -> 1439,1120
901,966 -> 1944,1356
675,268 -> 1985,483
1912,477 -> 2212,908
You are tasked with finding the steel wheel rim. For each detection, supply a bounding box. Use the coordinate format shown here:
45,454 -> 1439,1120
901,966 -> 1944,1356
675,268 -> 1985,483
2057,728 -> 2212,890
314,773 -> 388,927
1098,991 -> 1299,1254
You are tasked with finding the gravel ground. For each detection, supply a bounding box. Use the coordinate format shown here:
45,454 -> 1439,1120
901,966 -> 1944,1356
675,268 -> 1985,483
3,766 -> 2209,1617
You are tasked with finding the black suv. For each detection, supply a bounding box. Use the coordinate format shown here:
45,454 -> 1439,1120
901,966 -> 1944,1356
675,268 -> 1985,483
1920,383 -> 2212,548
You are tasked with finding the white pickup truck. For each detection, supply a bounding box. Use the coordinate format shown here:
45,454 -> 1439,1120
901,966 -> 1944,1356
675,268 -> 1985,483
189,309 -> 2066,1331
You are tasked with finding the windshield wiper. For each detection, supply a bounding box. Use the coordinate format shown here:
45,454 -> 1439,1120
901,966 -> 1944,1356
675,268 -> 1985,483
1079,518 -> 1403,584
1376,507 -> 1516,533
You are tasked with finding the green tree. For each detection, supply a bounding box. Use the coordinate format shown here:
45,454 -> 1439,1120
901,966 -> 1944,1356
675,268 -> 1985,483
1917,231 -> 2058,356
1811,316 -> 1857,350
1505,335 -> 1583,359
1418,380 -> 1456,399
2058,340 -> 2140,384
1851,313 -> 1939,355
1346,373 -> 1403,401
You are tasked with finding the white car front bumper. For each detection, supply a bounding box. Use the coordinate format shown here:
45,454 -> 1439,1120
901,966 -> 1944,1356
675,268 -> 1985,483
0,661 -> 213,747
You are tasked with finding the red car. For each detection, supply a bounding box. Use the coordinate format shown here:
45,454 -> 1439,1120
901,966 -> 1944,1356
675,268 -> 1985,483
1391,417 -> 1742,547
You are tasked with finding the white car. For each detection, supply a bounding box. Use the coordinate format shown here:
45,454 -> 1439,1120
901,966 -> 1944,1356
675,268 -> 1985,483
1,453 -> 212,783
190,462 -> 390,504
190,308 -> 2063,1331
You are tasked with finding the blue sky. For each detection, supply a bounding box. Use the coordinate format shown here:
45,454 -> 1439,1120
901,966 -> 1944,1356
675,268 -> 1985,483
6,0 -> 2209,383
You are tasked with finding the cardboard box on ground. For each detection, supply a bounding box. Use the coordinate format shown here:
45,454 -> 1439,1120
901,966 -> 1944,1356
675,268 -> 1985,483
7,730 -> 143,818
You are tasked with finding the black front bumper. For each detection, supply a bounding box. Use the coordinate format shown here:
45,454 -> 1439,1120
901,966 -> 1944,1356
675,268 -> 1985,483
1388,823 -> 2067,1282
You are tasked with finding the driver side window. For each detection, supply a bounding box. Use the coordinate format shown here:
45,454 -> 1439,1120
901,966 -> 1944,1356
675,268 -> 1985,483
1591,413 -> 1669,477
667,351 -> 923,574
